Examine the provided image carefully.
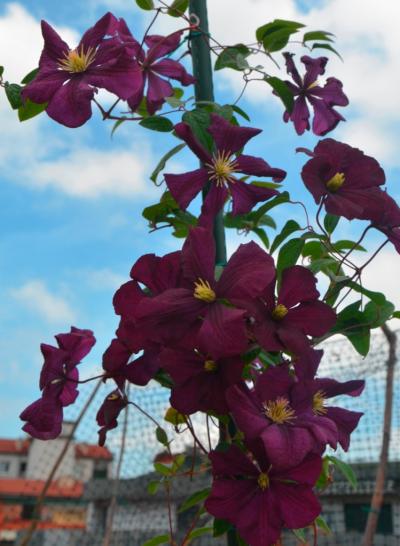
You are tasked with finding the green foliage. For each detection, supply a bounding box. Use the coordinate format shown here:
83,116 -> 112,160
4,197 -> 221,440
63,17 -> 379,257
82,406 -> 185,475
327,455 -> 357,489
231,104 -> 250,121
142,535 -> 170,546
256,19 -> 305,52
154,462 -> 173,476
276,238 -> 305,277
21,68 -> 39,84
311,42 -> 342,60
135,0 -> 154,10
111,118 -> 127,138
292,528 -> 307,543
182,108 -> 212,151
303,30 -> 335,43
155,426 -> 169,446
0,66 -> 4,77
323,213 -> 340,234
150,143 -> 186,184
4,82 -> 23,109
18,99 -> 47,122
265,76 -> 294,113
186,527 -> 213,541
315,515 -> 332,535
213,518 -> 234,536
167,0 -> 189,17
142,191 -> 197,238
331,300 -> 370,356
147,480 -> 160,495
139,116 -> 174,132
215,45 -> 251,71
270,220 -> 301,254
178,488 -> 211,513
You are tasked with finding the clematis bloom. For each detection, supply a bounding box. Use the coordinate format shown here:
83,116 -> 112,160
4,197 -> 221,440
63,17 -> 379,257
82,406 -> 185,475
300,139 -> 387,221
282,53 -> 348,135
165,114 -> 286,222
205,443 -> 322,546
22,13 -> 141,127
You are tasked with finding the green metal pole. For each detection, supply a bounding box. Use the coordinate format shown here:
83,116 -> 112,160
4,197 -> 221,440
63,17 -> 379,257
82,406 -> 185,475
188,0 -> 227,267
189,4 -> 237,546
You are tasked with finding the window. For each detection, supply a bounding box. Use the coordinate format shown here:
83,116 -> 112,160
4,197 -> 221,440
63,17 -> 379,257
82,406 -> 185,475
344,503 -> 393,535
0,461 -> 10,474
19,461 -> 27,476
93,467 -> 108,479
21,504 -> 35,520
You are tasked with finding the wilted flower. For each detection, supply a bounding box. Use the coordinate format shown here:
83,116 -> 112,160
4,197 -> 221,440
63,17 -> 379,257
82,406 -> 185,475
97,389 -> 128,446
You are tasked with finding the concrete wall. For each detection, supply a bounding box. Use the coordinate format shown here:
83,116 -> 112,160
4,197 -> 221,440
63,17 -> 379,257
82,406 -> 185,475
0,453 -> 25,478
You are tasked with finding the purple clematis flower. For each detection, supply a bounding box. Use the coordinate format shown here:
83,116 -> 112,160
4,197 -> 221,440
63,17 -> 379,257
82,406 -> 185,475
282,53 -> 349,135
250,265 -> 336,355
116,23 -> 195,114
134,227 -> 276,357
205,443 -> 322,546
160,345 -> 244,415
292,351 -> 365,451
227,363 -> 338,468
22,13 -> 141,127
300,139 -> 387,221
164,114 -> 286,222
368,191 -> 400,254
20,327 -> 96,439
97,389 -> 128,446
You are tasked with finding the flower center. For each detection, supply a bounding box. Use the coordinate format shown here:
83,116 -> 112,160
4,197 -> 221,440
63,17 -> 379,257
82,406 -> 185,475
264,397 -> 296,424
312,390 -> 327,415
326,172 -> 345,192
107,393 -> 120,401
257,472 -> 270,490
206,150 -> 239,187
193,278 -> 216,303
204,359 -> 217,372
307,80 -> 319,90
58,46 -> 96,73
271,304 -> 288,320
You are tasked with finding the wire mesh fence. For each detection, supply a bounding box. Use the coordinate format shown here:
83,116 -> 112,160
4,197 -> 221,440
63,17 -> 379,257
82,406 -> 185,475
0,330 -> 399,545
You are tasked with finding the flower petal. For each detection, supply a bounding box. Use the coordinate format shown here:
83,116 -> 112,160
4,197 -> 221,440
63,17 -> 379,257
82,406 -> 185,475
274,482 -> 321,529
236,154 -> 286,180
287,95 -> 310,135
173,122 -> 211,163
284,301 -> 336,337
146,31 -> 182,63
124,350 -> 160,386
152,59 -> 195,85
39,20 -> 70,67
86,58 -> 143,100
326,407 -> 363,451
146,72 -> 173,112
130,251 -> 182,293
209,444 -> 259,476
79,12 -> 118,50
165,168 -> 208,210
283,52 -> 302,87
230,181 -> 278,216
308,95 -> 344,136
301,55 -> 328,88
46,79 -> 94,128
311,77 -> 349,106
182,226 -> 215,283
278,265 -> 320,308
208,114 -> 261,155
22,70 -> 68,104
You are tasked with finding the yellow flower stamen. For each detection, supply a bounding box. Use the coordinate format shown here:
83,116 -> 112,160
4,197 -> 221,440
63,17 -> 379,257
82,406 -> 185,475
257,472 -> 270,490
271,304 -> 288,320
312,390 -> 328,416
107,393 -> 120,401
307,80 -> 319,90
58,46 -> 96,73
193,278 -> 216,303
326,172 -> 345,192
205,150 -> 239,187
264,397 -> 296,424
204,359 -> 217,372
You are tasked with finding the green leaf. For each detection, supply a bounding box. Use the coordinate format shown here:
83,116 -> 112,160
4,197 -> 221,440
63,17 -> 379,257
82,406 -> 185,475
21,68 -> 39,84
292,528 -> 307,543
178,488 -> 211,513
256,19 -> 305,43
316,456 -> 331,489
182,109 -> 212,151
153,462 -> 172,476
331,300 -> 371,356
270,220 -> 301,254
327,456 -> 357,489
276,238 -> 305,276
111,117 -> 127,138
164,406 -> 186,425
142,535 -> 170,546
18,98 -> 47,121
324,213 -> 340,234
250,191 -> 290,223
139,116 -> 174,132
303,30 -> 335,43
135,0 -> 154,10
167,0 -> 189,16
172,453 -> 186,470
331,239 -> 366,252
4,82 -> 23,109
265,76 -> 294,113
362,299 -> 395,329
213,518 -> 234,537
215,45 -> 251,71
187,527 -> 213,541
0,66 -> 4,77
392,311 -> 400,319
315,515 -> 332,535
252,227 -> 270,249
150,143 -> 186,184
302,240 -> 325,260
164,95 -> 184,108
155,427 -> 169,446
312,43 -> 343,60
231,104 -> 250,121
147,480 -> 160,495
262,28 -> 295,52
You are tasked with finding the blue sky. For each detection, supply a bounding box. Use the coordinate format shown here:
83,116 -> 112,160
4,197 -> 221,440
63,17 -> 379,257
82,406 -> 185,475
1,0 -> 400,443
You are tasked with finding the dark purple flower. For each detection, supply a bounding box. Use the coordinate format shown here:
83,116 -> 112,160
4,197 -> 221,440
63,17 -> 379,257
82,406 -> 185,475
282,53 -> 348,135
116,24 -> 195,114
160,345 -> 244,415
227,364 -> 338,468
20,327 -> 96,440
292,351 -> 365,451
165,114 -> 286,222
22,13 -> 141,127
300,139 -> 387,221
134,227 -> 276,357
97,389 -> 128,446
368,191 -> 400,254
250,265 -> 336,355
205,444 -> 322,546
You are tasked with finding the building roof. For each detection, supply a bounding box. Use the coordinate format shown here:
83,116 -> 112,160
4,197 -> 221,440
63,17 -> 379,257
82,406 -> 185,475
0,439 -> 30,455
75,443 -> 112,461
0,478 -> 83,498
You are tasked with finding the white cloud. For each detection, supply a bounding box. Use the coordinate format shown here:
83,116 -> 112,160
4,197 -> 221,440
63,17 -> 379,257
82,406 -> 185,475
11,280 -> 77,324
81,268 -> 126,290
